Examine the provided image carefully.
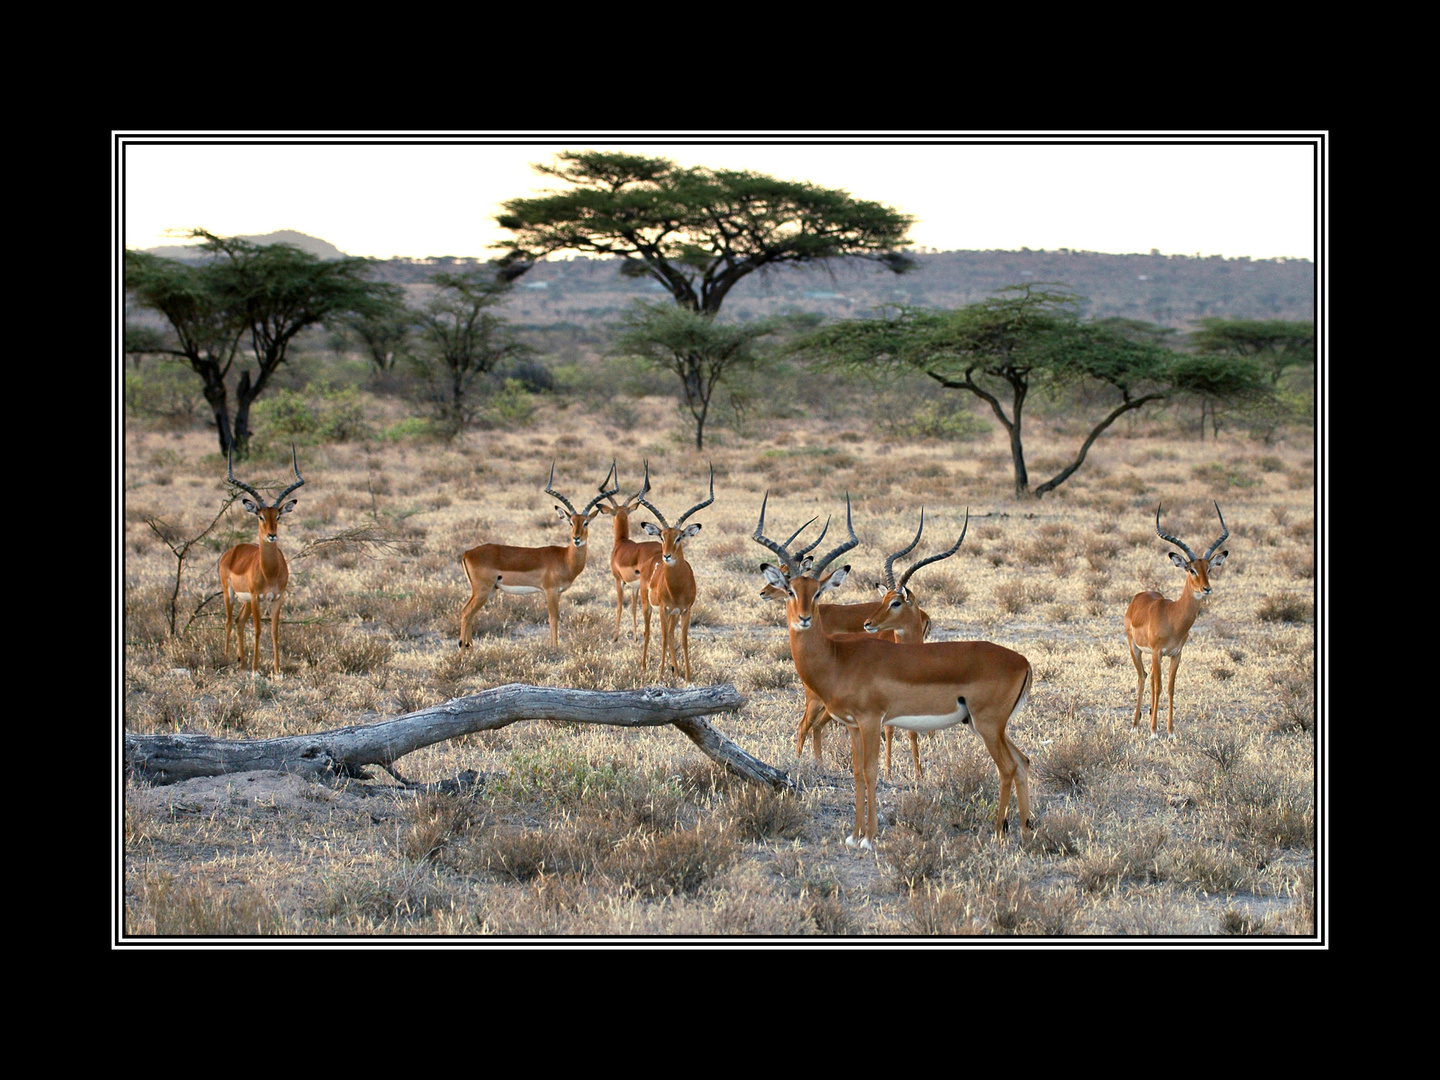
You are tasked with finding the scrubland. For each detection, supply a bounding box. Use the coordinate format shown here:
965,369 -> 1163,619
121,393 -> 1318,940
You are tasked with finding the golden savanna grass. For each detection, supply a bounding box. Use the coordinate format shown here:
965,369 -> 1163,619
122,393 -> 1318,939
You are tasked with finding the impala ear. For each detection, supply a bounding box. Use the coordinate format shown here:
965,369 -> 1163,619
760,563 -> 792,593
280,500 -> 298,515
242,499 -> 260,515
681,523 -> 702,539
641,522 -> 662,537
818,565 -> 850,595
1209,550 -> 1228,568
555,505 -> 570,520
1168,552 -> 1189,569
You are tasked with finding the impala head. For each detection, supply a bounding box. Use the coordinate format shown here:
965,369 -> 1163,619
757,514 -> 826,603
1156,502 -> 1230,597
864,508 -> 966,636
547,460 -> 619,547
754,492 -> 859,631
639,463 -> 714,565
596,460 -> 648,527
228,444 -> 304,543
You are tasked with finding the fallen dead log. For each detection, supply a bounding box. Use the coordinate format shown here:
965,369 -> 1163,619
124,683 -> 792,791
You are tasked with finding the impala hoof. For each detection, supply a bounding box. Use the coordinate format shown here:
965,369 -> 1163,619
845,834 -> 858,849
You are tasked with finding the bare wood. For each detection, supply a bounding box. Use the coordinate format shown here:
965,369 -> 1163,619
1125,502 -> 1230,738
125,683 -> 760,785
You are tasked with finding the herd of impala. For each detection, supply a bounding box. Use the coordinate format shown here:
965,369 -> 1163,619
214,453 -> 1230,852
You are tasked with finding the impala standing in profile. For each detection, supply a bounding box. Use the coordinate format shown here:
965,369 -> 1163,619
755,494 -> 1034,851
1124,502 -> 1230,738
596,462 -> 663,642
639,465 -> 714,682
219,446 -> 305,676
459,462 -> 619,648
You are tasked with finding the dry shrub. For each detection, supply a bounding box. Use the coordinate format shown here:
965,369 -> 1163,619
1018,524 -> 1073,568
1268,665 -> 1315,735
1219,908 -> 1263,935
1035,726 -> 1123,794
904,883 -> 976,936
1159,847 -> 1252,895
727,784 -> 809,841
605,821 -> 736,898
1256,592 -> 1313,624
986,875 -> 1079,936
806,893 -> 855,936
1074,826 -> 1166,894
1031,808 -> 1093,856
1219,765 -> 1314,852
402,791 -> 483,863
883,827 -> 953,891
994,580 -> 1030,614
921,570 -> 969,607
130,872 -> 285,936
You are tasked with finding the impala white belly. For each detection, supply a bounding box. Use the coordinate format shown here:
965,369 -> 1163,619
231,589 -> 282,604
884,702 -> 970,734
497,584 -> 544,595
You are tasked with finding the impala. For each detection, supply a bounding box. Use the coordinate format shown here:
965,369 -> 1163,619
459,462 -> 619,648
219,445 -> 305,676
639,465 -> 714,682
755,494 -> 1033,850
770,511 -> 960,781
1124,502 -> 1230,738
596,461 -> 663,642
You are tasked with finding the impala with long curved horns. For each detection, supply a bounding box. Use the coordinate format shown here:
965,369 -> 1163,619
1124,502 -> 1230,738
755,494 -> 1033,850
459,462 -> 619,648
639,464 -> 714,682
219,445 -> 305,675
596,461 -> 664,642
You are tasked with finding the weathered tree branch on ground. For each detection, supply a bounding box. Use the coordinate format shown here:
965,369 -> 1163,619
124,683 -> 791,790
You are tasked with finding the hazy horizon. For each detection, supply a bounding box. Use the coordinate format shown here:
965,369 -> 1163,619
119,135 -> 1320,265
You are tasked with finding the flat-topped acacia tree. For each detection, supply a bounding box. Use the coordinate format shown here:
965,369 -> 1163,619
493,151 -> 917,447
791,284 -> 1265,498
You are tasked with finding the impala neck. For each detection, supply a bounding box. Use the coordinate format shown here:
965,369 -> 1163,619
566,538 -> 588,576
257,519 -> 286,573
612,508 -> 632,543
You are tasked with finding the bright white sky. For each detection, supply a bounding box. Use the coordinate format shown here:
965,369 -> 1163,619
119,133 -> 1319,262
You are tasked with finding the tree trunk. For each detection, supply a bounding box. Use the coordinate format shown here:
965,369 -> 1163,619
125,683 -> 792,790
199,369 -> 233,456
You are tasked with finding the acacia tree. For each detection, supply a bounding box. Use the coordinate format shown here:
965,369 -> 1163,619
342,283 -> 414,374
611,303 -> 777,449
412,267 -> 531,432
493,151 -> 915,447
125,230 -> 393,457
1189,318 -> 1315,387
792,285 -> 1259,498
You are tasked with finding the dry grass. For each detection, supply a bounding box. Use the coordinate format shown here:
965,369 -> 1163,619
121,393 -> 1320,941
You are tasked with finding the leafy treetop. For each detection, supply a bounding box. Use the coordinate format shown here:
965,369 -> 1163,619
495,151 -> 917,315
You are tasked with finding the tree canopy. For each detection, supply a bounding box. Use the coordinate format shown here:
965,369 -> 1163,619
125,231 -> 392,456
494,151 -> 917,315
790,285 -> 1267,497
1188,317 -> 1315,386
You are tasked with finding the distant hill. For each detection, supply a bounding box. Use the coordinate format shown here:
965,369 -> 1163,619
372,247 -> 1315,329
140,230 -> 348,261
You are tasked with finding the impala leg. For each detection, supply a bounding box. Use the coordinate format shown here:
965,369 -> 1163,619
680,608 -> 692,682
1005,732 -> 1034,839
613,577 -> 625,642
459,575 -> 497,648
249,596 -> 263,673
234,600 -> 250,662
797,694 -> 827,762
978,722 -> 1018,839
1149,651 -> 1163,738
1129,641 -> 1147,728
270,596 -> 284,677
1166,653 -> 1181,735
861,722 -> 882,848
884,725 -> 895,782
641,592 -> 653,671
845,723 -> 866,848
546,589 -> 561,647
910,731 -> 923,781
222,585 -> 235,661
